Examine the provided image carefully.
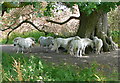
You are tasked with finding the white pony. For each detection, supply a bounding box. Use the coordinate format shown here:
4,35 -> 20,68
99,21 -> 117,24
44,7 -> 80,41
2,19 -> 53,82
93,36 -> 103,54
13,37 -> 35,53
51,36 -> 80,53
80,38 -> 94,55
68,39 -> 83,57
38,36 -> 54,48
68,38 -> 93,57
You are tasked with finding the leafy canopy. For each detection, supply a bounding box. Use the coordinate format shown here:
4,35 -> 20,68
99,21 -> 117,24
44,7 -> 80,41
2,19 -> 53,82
1,2 -> 55,17
1,2 -> 120,16
64,2 -> 120,15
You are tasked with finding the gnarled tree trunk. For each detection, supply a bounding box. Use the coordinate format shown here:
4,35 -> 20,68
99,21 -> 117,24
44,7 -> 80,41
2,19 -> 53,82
95,12 -> 118,52
76,10 -> 117,52
76,11 -> 100,38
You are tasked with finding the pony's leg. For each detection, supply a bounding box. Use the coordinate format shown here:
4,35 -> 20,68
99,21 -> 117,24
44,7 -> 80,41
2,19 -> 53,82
71,47 -> 74,56
16,47 -> 19,54
97,47 -> 101,54
76,48 -> 80,57
82,46 -> 85,55
79,49 -> 82,57
56,44 -> 60,53
21,48 -> 24,54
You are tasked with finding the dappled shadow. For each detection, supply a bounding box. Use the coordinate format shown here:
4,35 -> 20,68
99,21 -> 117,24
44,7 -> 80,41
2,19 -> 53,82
1,44 -> 119,76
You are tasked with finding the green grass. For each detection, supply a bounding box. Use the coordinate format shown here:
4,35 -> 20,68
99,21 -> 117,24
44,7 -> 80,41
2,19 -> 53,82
1,30 -> 119,45
2,30 -> 119,48
1,52 -> 119,81
0,30 -> 57,44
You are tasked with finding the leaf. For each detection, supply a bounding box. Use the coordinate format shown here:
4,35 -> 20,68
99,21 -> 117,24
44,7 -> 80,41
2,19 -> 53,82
37,13 -> 42,17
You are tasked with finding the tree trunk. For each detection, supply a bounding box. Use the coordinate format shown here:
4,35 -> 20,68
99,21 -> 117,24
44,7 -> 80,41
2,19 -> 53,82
95,12 -> 117,52
76,11 -> 101,53
76,11 -> 100,38
76,11 -> 117,53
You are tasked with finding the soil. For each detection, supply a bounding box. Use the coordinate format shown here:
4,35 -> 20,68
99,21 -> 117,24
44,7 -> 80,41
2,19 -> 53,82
1,44 -> 120,77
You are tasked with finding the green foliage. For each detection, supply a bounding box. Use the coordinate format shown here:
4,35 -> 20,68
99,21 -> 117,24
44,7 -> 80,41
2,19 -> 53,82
1,30 -> 58,44
2,52 -> 118,81
1,52 -> 107,81
33,2 -> 43,17
65,2 -> 119,15
2,2 -> 119,17
77,2 -> 98,15
2,2 -> 55,17
43,2 -> 55,17
44,62 -> 102,81
2,52 -> 44,81
111,31 -> 120,47
1,31 -> 44,44
28,2 -> 55,17
98,2 -> 118,13
111,31 -> 120,36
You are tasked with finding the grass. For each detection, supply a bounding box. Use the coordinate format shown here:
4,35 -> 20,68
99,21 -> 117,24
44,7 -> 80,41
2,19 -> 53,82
1,30 -> 119,48
1,52 -> 119,81
0,30 -> 119,81
0,30 -> 57,44
1,30 -> 119,46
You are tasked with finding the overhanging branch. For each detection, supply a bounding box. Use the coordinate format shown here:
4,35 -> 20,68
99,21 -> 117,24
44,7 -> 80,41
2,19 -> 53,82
1,26 -> 12,31
46,16 -> 80,25
4,19 -> 55,44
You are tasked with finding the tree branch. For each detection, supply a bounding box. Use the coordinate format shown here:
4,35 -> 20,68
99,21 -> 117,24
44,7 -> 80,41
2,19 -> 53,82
5,29 -> 15,44
46,16 -> 80,25
0,26 -> 12,31
5,19 -> 58,44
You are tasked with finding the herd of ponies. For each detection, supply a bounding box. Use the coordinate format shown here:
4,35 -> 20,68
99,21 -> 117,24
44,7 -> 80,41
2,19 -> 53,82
13,35 -> 104,57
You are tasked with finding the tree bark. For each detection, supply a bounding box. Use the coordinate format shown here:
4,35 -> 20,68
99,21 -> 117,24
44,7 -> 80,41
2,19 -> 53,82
95,12 -> 118,52
76,11 -> 100,38
76,10 -> 117,52
95,12 -> 110,52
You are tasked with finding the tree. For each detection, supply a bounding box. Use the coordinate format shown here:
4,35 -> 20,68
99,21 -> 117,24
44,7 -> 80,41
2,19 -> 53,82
47,2 -> 120,52
1,2 -> 119,52
0,2 -> 56,43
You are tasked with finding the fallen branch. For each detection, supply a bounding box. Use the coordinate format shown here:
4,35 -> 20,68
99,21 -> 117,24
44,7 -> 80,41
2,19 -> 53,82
46,16 -> 80,25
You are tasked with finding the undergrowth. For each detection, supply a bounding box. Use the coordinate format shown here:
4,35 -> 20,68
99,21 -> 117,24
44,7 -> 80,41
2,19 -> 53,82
0,30 -> 57,44
1,52 -> 118,81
